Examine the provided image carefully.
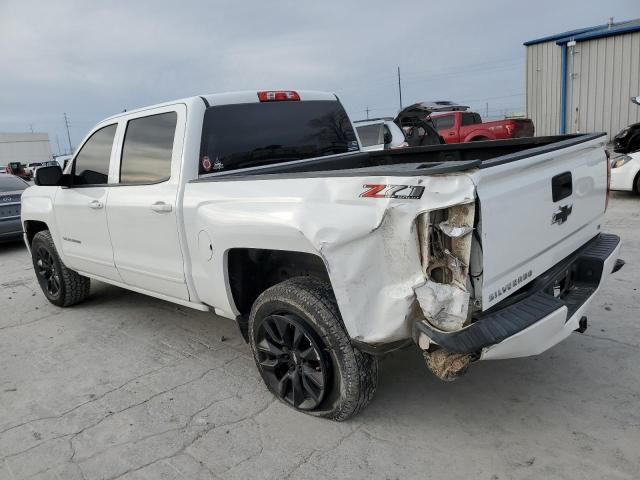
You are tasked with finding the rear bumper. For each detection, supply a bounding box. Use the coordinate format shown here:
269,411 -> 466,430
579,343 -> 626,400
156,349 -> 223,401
414,233 -> 622,360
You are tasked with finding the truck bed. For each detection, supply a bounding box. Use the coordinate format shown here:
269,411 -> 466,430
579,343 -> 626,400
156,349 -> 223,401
193,133 -> 606,181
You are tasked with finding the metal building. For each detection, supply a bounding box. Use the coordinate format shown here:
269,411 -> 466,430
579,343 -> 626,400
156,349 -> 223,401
525,18 -> 640,139
0,132 -> 53,166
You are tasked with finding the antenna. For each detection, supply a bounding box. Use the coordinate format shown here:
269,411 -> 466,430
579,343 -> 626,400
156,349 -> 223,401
63,112 -> 73,153
397,66 -> 403,110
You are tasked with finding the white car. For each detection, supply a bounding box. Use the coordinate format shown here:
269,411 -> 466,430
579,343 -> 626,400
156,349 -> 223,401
354,118 -> 407,151
22,90 -> 622,420
610,151 -> 640,193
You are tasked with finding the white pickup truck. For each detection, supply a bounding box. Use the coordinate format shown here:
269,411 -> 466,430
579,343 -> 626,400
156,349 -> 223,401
22,90 -> 623,421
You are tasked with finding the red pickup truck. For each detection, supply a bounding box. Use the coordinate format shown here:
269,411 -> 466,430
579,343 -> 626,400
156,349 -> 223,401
430,111 -> 534,143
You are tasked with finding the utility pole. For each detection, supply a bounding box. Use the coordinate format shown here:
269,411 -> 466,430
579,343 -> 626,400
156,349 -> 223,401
29,124 -> 34,133
485,102 -> 489,119
366,107 -> 370,120
63,113 -> 73,153
397,66 -> 403,110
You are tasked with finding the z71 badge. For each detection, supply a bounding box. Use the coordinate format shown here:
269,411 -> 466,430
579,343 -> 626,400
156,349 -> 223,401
360,184 -> 425,200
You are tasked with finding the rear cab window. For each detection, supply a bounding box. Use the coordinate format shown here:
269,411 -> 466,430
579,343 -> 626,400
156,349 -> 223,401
432,115 -> 455,130
199,100 -> 358,174
461,113 -> 481,126
356,124 -> 384,148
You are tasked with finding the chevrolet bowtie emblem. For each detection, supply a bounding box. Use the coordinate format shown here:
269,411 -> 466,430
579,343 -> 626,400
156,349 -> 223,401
552,204 -> 573,225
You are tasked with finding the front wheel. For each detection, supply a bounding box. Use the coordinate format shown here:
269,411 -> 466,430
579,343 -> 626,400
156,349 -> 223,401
31,230 -> 91,307
249,277 -> 378,421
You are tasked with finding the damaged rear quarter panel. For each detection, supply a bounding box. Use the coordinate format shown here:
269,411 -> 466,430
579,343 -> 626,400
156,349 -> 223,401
182,173 -> 477,344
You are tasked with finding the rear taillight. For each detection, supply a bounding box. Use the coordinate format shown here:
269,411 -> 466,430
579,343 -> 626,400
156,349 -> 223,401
504,121 -> 515,136
257,91 -> 300,102
605,150 -> 611,211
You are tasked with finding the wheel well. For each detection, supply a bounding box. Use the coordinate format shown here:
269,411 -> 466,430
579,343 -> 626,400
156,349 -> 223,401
469,136 -> 490,142
634,169 -> 640,193
227,248 -> 330,317
24,220 -> 48,245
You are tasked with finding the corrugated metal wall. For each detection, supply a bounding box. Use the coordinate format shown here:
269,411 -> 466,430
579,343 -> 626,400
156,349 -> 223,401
566,31 -> 640,138
0,133 -> 52,164
526,41 -> 562,136
526,31 -> 640,139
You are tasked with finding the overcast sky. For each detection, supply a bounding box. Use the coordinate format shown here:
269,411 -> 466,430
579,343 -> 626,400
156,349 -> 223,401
1,0 -> 638,155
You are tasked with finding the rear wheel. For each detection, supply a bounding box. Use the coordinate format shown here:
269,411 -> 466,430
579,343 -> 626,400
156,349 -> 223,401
249,277 -> 378,421
31,231 -> 91,307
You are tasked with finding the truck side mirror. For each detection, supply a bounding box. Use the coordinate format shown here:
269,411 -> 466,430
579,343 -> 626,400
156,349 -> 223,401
34,165 -> 63,186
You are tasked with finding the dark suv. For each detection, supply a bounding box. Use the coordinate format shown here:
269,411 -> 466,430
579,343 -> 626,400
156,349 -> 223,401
613,96 -> 640,154
0,174 -> 29,243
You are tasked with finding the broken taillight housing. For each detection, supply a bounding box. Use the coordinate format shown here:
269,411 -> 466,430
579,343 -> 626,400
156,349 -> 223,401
417,203 -> 475,288
415,202 -> 478,332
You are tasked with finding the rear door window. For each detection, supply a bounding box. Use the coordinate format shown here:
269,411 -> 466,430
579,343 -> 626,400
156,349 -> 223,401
199,100 -> 358,174
120,112 -> 177,184
432,115 -> 455,130
461,113 -> 481,126
357,124 -> 384,147
73,124 -> 117,185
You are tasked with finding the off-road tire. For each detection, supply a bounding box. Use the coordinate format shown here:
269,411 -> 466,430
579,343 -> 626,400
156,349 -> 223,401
249,276 -> 378,421
31,230 -> 91,307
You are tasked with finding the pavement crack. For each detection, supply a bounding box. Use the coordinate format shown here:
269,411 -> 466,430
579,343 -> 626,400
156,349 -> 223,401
0,360 -> 180,436
582,333 -> 640,351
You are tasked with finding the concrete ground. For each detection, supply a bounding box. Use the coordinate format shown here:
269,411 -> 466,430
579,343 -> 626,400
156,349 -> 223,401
0,193 -> 638,480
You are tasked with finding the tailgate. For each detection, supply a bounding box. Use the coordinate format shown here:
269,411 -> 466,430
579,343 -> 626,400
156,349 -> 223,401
470,135 -> 608,310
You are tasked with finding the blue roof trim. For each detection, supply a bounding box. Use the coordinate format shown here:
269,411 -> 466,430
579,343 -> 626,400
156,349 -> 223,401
524,18 -> 640,46
524,25 -> 605,46
557,23 -> 640,44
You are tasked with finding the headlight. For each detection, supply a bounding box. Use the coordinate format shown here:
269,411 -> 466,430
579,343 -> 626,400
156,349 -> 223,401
617,128 -> 630,138
611,155 -> 631,168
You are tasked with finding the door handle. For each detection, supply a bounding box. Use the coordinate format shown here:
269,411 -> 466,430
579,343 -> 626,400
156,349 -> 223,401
88,200 -> 103,209
150,201 -> 172,213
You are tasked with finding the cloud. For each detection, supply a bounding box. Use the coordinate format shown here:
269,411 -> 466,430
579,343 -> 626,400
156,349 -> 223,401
0,0 -> 638,153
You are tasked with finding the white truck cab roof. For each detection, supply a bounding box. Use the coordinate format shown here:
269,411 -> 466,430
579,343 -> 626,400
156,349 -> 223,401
102,90 -> 339,124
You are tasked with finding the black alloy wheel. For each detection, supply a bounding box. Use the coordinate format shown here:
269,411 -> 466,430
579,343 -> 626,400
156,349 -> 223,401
35,246 -> 61,297
254,312 -> 329,410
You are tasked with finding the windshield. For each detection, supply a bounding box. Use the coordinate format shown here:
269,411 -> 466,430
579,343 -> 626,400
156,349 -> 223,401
0,175 -> 29,191
199,100 -> 358,174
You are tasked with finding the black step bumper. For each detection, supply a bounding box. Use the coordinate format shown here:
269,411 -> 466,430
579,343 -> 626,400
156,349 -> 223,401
414,233 -> 622,357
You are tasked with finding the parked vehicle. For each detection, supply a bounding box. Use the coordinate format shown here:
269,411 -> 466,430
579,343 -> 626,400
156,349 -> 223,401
610,151 -> 640,193
0,174 -> 29,242
430,110 -> 534,143
613,96 -> 640,154
22,90 -> 622,421
25,161 -> 58,177
394,102 -> 452,147
6,162 -> 31,181
354,119 -> 408,151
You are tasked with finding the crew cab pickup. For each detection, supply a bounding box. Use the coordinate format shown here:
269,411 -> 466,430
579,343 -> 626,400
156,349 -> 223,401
22,90 -> 622,421
431,110 -> 535,143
